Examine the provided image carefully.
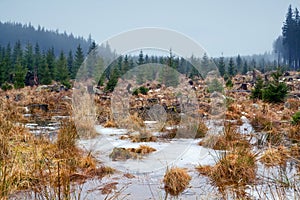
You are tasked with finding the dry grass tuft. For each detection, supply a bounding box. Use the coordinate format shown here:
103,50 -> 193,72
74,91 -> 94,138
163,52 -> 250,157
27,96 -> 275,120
100,182 -> 118,195
0,94 -> 112,199
260,145 -> 289,167
129,145 -> 156,154
104,120 -> 117,128
196,165 -> 213,176
209,147 -> 257,198
195,121 -> 208,138
250,113 -> 273,132
109,148 -> 133,161
109,145 -> 156,161
118,112 -> 145,132
288,125 -> 300,143
265,127 -> 283,145
199,123 -> 250,150
129,131 -> 157,143
163,167 -> 191,197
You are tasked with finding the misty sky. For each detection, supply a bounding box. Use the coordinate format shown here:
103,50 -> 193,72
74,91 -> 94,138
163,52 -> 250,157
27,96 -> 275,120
0,0 -> 299,57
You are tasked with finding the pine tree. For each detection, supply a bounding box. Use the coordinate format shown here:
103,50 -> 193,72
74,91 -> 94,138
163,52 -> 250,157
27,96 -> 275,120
236,55 -> 242,73
160,49 -> 179,87
67,50 -> 73,76
39,54 -> 52,85
250,76 -> 263,100
72,44 -> 84,79
242,60 -> 248,75
282,5 -> 295,69
3,43 -> 12,83
24,43 -> 34,71
136,50 -> 145,84
137,50 -> 144,65
12,40 -> 22,66
34,43 -> 42,84
228,58 -> 235,77
218,56 -> 225,77
13,59 -> 27,89
56,51 -> 70,87
46,47 -> 56,80
262,70 -> 288,103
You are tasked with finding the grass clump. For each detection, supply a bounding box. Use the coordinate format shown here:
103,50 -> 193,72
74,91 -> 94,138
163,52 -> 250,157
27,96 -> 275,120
250,113 -> 273,132
260,145 -> 289,167
109,145 -> 156,161
199,123 -> 249,150
208,147 -> 257,198
195,121 -> 208,138
288,125 -> 300,143
163,167 -> 191,197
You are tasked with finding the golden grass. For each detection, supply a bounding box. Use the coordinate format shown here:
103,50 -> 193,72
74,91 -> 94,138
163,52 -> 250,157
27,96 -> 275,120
163,167 -> 191,197
199,123 -> 250,150
250,112 -> 273,132
129,145 -> 156,154
195,121 -> 208,138
129,131 -> 157,143
117,112 -> 145,132
260,145 -> 289,167
104,120 -> 117,128
0,93 -> 112,199
100,182 -> 118,195
288,125 -> 300,143
208,147 -> 257,198
109,145 -> 156,161
195,165 -> 213,176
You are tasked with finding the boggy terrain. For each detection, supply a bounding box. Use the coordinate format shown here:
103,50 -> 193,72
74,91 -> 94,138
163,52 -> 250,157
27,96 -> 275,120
0,71 -> 300,199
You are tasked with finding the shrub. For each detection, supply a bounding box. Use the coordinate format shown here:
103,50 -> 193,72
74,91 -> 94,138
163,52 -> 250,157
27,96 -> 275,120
207,78 -> 223,93
163,167 -> 191,197
292,111 -> 300,125
262,71 -> 288,103
250,76 -> 263,100
1,82 -> 13,91
132,86 -> 149,96
225,79 -> 233,88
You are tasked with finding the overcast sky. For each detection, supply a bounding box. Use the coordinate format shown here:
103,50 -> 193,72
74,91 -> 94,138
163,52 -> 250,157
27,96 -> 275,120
0,0 -> 299,57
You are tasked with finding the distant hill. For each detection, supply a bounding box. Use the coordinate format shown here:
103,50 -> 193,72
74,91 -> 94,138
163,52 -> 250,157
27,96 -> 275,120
0,21 -> 92,56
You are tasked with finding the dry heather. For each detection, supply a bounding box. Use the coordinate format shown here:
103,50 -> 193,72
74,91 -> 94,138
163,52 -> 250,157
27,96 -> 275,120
260,145 -> 289,167
163,167 -> 191,197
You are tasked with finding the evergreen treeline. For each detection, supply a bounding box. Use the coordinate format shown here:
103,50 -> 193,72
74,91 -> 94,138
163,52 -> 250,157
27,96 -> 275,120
100,50 -> 216,92
215,53 -> 278,79
0,21 -> 91,56
0,41 -> 87,89
273,5 -> 300,70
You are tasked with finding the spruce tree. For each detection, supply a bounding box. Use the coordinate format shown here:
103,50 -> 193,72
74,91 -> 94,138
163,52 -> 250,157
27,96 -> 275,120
228,58 -> 235,77
262,70 -> 288,103
236,55 -> 242,73
242,60 -> 248,75
56,51 -> 70,87
72,44 -> 84,79
218,56 -> 225,77
67,50 -> 73,76
13,59 -> 27,89
46,47 -> 56,80
39,55 -> 52,85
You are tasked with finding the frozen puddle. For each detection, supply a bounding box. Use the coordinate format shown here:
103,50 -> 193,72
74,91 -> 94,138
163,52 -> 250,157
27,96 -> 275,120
79,125 -> 218,174
77,125 -> 220,199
